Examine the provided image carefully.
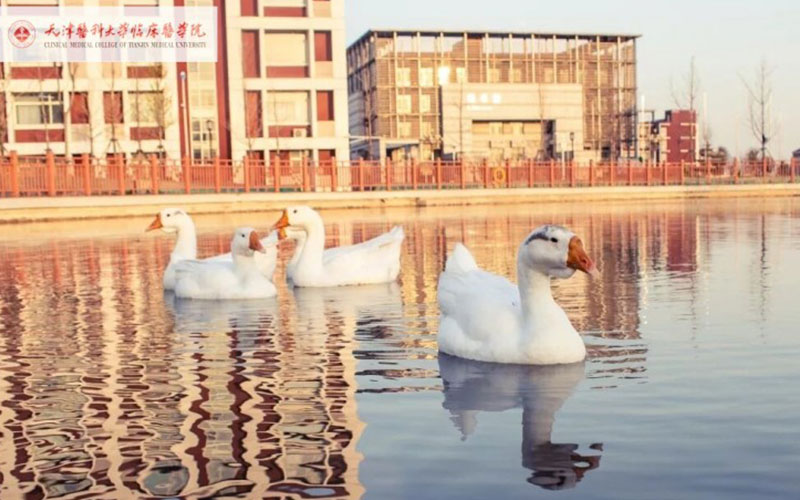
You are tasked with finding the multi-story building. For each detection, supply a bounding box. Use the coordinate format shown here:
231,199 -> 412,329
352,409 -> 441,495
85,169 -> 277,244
347,29 -> 639,163
638,109 -> 697,164
0,0 -> 349,164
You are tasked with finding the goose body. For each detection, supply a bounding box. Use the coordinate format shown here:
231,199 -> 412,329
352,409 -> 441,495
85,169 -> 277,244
173,228 -> 277,300
437,225 -> 598,365
274,206 -> 404,287
146,208 -> 279,289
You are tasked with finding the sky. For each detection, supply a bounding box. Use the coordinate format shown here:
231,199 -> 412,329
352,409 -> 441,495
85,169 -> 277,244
346,0 -> 800,158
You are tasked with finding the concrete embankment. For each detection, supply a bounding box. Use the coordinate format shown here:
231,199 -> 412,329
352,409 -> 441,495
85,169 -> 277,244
1,183 -> 799,223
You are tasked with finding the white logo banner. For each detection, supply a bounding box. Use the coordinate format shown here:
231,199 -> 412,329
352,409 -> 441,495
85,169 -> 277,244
0,6 -> 217,62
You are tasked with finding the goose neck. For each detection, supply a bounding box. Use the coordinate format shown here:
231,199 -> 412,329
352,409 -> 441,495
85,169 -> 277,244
172,222 -> 197,260
517,265 -> 557,322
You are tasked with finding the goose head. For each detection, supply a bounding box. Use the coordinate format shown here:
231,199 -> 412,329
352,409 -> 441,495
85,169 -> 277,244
231,227 -> 267,256
272,206 -> 320,233
146,208 -> 193,234
519,225 -> 599,279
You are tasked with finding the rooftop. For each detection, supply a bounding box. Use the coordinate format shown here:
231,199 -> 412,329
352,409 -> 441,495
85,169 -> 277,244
350,28 -> 641,49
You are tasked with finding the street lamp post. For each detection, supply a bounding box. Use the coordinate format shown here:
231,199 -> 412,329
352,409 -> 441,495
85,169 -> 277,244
205,120 -> 214,159
569,131 -> 575,163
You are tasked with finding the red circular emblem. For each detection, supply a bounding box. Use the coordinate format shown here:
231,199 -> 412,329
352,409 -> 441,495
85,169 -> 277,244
9,20 -> 36,49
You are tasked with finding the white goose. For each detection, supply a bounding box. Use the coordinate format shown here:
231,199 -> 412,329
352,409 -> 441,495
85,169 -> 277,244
437,225 -> 599,365
145,208 -> 279,290
272,206 -> 404,287
172,227 -> 277,300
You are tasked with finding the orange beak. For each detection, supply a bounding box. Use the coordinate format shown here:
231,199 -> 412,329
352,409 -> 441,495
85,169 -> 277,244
272,210 -> 290,231
146,213 -> 163,232
249,230 -> 265,253
566,236 -> 599,278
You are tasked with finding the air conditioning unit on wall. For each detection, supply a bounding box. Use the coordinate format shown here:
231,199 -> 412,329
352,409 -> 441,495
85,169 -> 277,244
292,128 -> 308,138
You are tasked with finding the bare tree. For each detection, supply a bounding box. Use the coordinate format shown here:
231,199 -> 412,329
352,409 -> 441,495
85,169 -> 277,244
671,57 -> 702,162
671,56 -> 701,112
148,65 -> 174,153
0,67 -> 8,157
106,64 -> 123,155
740,59 -> 778,163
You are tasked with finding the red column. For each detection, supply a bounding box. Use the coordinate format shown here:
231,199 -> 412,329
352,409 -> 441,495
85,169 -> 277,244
358,159 -> 365,191
386,158 -> 392,191
301,157 -> 309,192
273,159 -> 281,192
460,159 -> 466,189
571,161 -> 577,188
609,161 -> 616,186
505,159 -> 511,188
680,160 -> 685,185
707,155 -> 712,183
549,159 -> 555,187
116,154 -> 125,195
791,157 -> 796,183
243,156 -> 251,193
46,150 -> 56,196
150,154 -> 160,194
527,159 -> 534,188
646,162 -> 652,186
628,160 -> 634,186
10,151 -> 20,197
182,156 -> 191,194
411,159 -> 418,190
733,158 -> 739,184
588,160 -> 594,187
330,161 -> 338,192
663,162 -> 668,185
82,154 -> 92,196
436,159 -> 442,190
213,157 -> 221,193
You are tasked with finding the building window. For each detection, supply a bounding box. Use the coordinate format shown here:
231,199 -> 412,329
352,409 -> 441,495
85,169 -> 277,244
437,66 -> 451,85
129,91 -> 161,125
103,91 -> 124,124
314,31 -> 332,62
242,31 -> 261,78
240,0 -> 258,16
264,0 -> 307,17
316,90 -> 334,121
419,67 -> 434,87
397,94 -> 412,114
14,93 -> 64,125
267,91 -> 309,124
245,91 -> 263,138
69,92 -> 89,124
192,119 -> 217,160
265,32 -> 308,71
398,121 -> 412,138
420,94 -> 431,113
396,67 -> 411,87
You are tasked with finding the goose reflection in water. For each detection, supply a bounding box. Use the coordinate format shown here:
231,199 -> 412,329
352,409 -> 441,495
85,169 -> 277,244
165,291 -> 279,334
292,282 -> 403,334
438,354 -> 602,490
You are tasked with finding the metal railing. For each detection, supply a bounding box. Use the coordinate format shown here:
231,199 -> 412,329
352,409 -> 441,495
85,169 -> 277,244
0,151 -> 797,197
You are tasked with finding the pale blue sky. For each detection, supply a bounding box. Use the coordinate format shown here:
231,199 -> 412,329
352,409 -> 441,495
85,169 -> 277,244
346,0 -> 799,158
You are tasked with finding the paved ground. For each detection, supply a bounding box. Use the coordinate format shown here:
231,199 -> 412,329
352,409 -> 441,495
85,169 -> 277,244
2,183 -> 799,223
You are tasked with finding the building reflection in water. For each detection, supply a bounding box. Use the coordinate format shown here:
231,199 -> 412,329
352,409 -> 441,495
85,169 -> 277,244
438,354 -> 601,490
0,200 -> 781,497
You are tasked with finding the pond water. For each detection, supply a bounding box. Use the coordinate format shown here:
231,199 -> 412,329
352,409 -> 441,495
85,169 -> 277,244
1,198 -> 799,499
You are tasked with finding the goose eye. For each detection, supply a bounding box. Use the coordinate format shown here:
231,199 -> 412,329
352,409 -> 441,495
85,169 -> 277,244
550,237 -> 558,243
166,213 -> 171,218
293,209 -> 298,214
